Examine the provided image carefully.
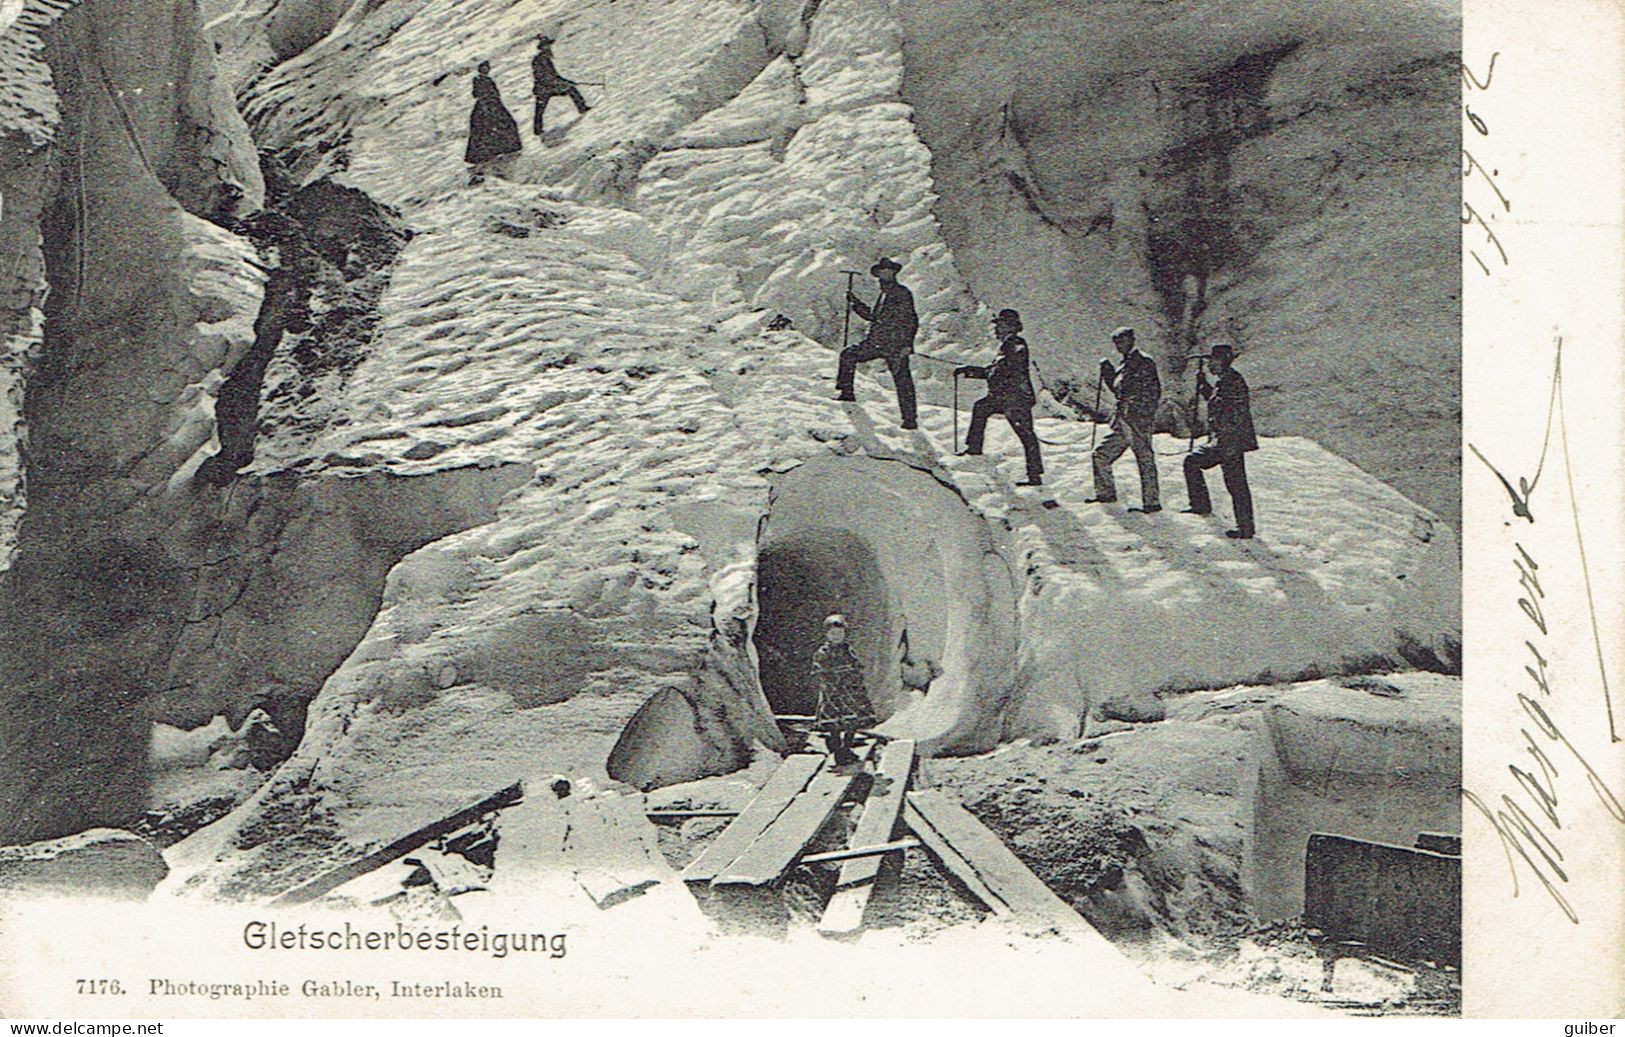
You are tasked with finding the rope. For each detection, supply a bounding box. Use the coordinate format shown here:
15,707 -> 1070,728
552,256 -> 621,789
900,348 -> 1210,453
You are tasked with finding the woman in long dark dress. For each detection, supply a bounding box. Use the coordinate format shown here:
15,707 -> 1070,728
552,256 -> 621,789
465,61 -> 522,165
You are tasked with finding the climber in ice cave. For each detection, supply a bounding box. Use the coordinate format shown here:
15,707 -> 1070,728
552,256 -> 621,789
811,614 -> 877,768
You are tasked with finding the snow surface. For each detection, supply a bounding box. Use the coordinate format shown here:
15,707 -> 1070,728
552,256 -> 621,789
932,671 -> 1460,933
167,0 -> 1459,899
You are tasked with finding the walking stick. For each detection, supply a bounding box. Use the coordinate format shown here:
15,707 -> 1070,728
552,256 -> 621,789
1187,355 -> 1206,453
953,369 -> 960,455
1088,373 -> 1104,453
839,270 -> 860,350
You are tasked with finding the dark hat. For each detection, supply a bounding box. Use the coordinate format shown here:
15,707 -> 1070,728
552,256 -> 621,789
870,258 -> 902,275
537,34 -> 553,44
1111,325 -> 1135,340
1207,342 -> 1236,359
992,308 -> 1023,331
477,60 -> 492,72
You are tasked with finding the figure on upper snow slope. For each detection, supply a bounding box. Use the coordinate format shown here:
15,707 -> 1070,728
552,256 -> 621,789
1184,342 -> 1258,539
1090,326 -> 1162,512
811,614 -> 876,769
465,61 -> 523,168
959,308 -> 1044,486
532,35 -> 592,135
836,258 -> 919,430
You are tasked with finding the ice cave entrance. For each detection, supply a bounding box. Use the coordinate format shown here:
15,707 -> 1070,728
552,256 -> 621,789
753,529 -> 888,720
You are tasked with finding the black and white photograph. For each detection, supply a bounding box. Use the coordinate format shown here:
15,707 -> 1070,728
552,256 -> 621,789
0,0 -> 1617,1023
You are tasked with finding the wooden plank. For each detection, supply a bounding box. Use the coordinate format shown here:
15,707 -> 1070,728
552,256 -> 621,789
905,789 -> 1091,935
817,739 -> 916,936
270,782 -> 523,906
902,800 -> 1011,918
646,809 -> 741,820
802,838 -> 919,867
713,748 -> 873,887
680,753 -> 825,883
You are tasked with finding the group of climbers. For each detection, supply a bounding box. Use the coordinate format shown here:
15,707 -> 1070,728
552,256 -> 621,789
835,261 -> 1258,539
460,30 -> 1258,752
464,35 -> 593,167
460,33 -> 1254,538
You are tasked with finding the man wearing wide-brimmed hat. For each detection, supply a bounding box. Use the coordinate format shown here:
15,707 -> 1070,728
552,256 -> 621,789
1089,325 -> 1162,512
1184,342 -> 1258,538
531,34 -> 591,135
958,308 -> 1044,485
835,258 -> 919,429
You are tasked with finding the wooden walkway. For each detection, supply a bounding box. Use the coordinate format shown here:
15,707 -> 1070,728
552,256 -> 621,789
260,747 -> 1113,952
680,739 -> 1115,945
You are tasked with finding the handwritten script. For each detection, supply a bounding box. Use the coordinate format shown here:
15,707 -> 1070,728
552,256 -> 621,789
1466,337 -> 1625,923
1462,52 -> 1509,276
1460,51 -> 1625,925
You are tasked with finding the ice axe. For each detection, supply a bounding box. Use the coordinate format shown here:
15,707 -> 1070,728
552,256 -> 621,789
1088,371 -> 1105,453
839,269 -> 862,351
1186,352 -> 1209,452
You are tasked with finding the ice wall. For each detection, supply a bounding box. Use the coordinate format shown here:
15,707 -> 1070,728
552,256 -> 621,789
895,0 -> 1461,527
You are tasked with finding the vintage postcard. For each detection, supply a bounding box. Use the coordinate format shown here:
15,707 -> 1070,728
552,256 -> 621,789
0,0 -> 1617,1022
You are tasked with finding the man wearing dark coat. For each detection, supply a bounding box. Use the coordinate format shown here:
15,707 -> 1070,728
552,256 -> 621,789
811,614 -> 875,767
1183,342 -> 1258,538
1090,326 -> 1162,511
465,61 -> 522,165
532,35 -> 591,135
959,308 -> 1044,486
835,258 -> 918,429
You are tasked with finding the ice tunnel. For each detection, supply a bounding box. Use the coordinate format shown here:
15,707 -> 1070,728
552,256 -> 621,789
755,530 -> 890,718
751,455 -> 1018,754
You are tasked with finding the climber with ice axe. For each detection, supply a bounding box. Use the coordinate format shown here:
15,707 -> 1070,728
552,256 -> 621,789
956,308 -> 1044,486
1182,342 -> 1258,539
531,34 -> 593,135
834,258 -> 919,430
1088,326 -> 1162,513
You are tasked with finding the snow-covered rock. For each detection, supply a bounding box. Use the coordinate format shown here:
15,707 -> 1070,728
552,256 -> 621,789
930,673 -> 1460,936
0,828 -> 168,899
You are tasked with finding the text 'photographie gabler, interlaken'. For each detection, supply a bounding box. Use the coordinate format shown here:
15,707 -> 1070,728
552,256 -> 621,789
0,0 -> 1471,1018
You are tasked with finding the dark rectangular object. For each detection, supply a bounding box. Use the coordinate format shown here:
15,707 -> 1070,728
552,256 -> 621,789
1414,832 -> 1461,856
1305,833 -> 1461,965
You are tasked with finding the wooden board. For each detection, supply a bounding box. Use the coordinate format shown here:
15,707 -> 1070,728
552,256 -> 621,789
802,838 -> 919,867
713,749 -> 873,887
680,753 -> 825,884
817,739 -> 915,936
905,789 -> 1096,937
902,800 -> 1011,918
270,782 -> 523,906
